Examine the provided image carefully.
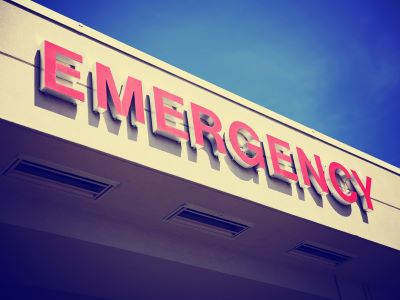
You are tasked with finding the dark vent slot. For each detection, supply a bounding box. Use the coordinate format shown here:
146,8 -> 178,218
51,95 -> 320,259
3,158 -> 116,199
167,206 -> 250,238
291,242 -> 352,265
15,161 -> 108,194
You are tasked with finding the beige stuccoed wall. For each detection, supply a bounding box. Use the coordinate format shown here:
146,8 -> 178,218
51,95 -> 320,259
0,0 -> 399,255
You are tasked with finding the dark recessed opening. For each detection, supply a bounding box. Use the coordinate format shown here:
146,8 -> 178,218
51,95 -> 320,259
289,242 -> 352,266
3,157 -> 116,199
167,206 -> 250,238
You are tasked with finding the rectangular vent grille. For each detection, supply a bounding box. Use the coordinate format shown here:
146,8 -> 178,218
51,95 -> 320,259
166,206 -> 250,238
289,242 -> 352,266
3,157 -> 117,199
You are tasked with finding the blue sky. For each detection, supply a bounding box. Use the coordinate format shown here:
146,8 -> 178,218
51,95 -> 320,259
34,0 -> 400,167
